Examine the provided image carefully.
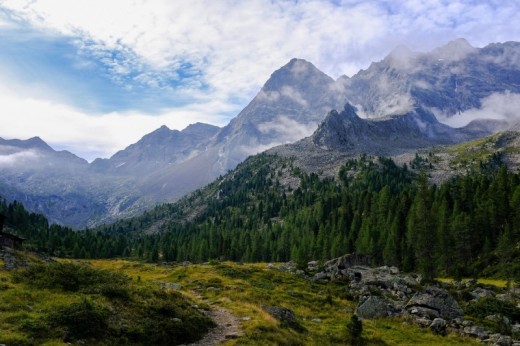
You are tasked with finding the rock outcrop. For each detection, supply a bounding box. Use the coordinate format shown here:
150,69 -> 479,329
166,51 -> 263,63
293,253 -> 520,345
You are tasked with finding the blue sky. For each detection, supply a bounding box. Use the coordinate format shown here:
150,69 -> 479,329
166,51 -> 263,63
0,0 -> 519,161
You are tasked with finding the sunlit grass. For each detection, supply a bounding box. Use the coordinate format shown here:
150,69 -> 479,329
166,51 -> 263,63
85,259 -> 484,345
0,257 -> 493,345
437,277 -> 508,288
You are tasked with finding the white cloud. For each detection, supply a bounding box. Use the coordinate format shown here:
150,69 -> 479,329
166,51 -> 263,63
5,0 -> 518,100
257,116 -> 317,142
0,149 -> 40,166
0,82 -> 231,161
1,0 -> 520,159
437,92 -> 520,128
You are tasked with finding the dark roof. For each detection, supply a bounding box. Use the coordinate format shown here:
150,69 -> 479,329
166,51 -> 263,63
0,231 -> 25,241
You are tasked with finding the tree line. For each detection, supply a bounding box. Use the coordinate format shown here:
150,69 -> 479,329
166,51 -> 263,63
2,153 -> 520,281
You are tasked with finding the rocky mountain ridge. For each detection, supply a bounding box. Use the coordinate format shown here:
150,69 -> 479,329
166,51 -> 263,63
2,39 -> 520,227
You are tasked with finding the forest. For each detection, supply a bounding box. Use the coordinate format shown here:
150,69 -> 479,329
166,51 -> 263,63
2,153 -> 520,281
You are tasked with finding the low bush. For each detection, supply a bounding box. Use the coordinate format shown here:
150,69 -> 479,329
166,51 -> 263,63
49,297 -> 109,340
13,262 -> 129,292
466,297 -> 520,323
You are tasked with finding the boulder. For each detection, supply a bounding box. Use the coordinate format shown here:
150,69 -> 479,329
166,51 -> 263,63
471,287 -> 495,300
429,318 -> 447,336
322,253 -> 370,280
406,286 -> 463,320
486,334 -> 513,346
307,261 -> 319,272
463,326 -> 489,340
356,296 -> 390,319
263,306 -> 305,332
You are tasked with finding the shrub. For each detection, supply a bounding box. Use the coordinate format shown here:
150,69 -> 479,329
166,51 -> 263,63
346,314 -> 364,345
49,297 -> 109,341
466,298 -> 520,323
13,262 -> 129,292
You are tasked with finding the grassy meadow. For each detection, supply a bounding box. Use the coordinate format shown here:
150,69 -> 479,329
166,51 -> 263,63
0,256 -> 486,345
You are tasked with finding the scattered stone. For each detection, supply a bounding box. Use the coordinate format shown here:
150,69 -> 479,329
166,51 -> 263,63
463,326 -> 489,340
160,282 -> 182,290
311,318 -> 322,323
462,320 -> 474,327
471,287 -> 495,300
242,317 -> 251,321
307,260 -> 319,272
0,249 -> 29,270
313,272 -> 328,281
414,317 -> 432,328
429,318 -> 447,336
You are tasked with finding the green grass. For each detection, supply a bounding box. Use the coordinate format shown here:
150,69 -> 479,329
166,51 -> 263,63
88,260 -> 481,345
437,277 -> 508,288
0,257 -> 486,345
0,259 -> 213,345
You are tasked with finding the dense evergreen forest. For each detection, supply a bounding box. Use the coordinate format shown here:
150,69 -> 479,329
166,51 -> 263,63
2,153 -> 520,281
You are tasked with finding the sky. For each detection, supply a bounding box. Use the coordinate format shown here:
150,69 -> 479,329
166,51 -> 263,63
0,0 -> 519,161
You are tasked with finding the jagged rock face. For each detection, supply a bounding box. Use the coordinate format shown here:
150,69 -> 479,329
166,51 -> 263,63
90,123 -> 220,174
211,58 -> 343,172
341,39 -> 520,119
310,103 -> 468,156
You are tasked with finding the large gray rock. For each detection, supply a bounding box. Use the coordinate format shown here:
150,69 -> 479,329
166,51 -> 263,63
356,296 -> 390,319
406,286 -> 463,320
263,306 -> 305,332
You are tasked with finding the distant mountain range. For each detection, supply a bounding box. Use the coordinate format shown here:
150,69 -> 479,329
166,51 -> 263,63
1,39 -> 520,228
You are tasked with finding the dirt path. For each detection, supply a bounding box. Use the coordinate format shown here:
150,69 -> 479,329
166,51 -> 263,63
187,306 -> 243,346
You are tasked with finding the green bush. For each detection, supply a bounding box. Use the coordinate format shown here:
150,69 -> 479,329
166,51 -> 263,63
466,298 -> 520,323
13,262 -> 129,292
49,297 -> 109,341
346,314 -> 364,345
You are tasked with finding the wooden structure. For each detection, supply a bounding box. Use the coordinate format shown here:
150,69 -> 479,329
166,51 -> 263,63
0,214 -> 24,249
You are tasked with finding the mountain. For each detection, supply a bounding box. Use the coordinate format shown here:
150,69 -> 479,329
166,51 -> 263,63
91,123 -> 220,174
202,58 -> 344,173
2,39 -> 520,228
341,39 -> 520,123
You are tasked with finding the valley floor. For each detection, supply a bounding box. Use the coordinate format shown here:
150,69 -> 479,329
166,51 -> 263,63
0,257 -> 489,345
88,259 -> 480,346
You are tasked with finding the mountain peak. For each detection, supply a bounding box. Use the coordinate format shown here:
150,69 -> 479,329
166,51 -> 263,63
158,125 -> 170,131
262,58 -> 333,92
432,38 -> 475,60
182,122 -> 220,137
26,136 -> 52,149
383,44 -> 419,69
0,136 -> 53,151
